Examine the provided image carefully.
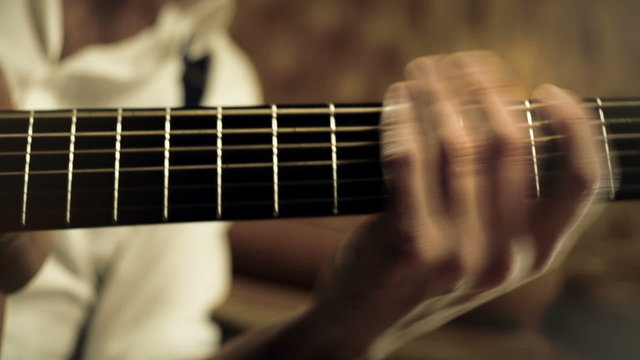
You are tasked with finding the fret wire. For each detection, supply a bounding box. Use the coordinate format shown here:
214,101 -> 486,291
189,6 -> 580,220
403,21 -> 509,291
525,100 -> 541,198
271,104 -> 279,217
329,103 -> 339,215
21,110 -> 35,226
163,108 -> 171,221
216,106 -> 223,219
113,108 -> 123,223
66,109 -> 78,224
596,98 -> 616,200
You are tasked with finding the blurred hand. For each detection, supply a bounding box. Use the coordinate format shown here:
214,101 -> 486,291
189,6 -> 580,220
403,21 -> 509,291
311,52 -> 603,356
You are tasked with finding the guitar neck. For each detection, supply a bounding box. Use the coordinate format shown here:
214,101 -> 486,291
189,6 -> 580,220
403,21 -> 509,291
0,99 -> 638,231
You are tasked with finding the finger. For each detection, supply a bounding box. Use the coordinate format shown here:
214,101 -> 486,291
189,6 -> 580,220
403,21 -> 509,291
381,83 -> 451,262
441,52 -> 530,284
407,57 -> 488,278
405,57 -> 468,216
530,84 -> 602,268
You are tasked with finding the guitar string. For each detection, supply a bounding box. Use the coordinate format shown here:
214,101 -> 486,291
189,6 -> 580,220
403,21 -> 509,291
19,177 -> 620,199
0,159 -> 381,176
8,186 -> 627,218
0,143 -> 637,176
29,177 -> 384,193
0,98 -> 639,119
0,135 -> 634,172
20,194 -> 390,214
4,165 -> 625,195
0,162 -> 626,211
0,141 -> 380,156
0,116 -> 637,139
0,160 -> 640,193
14,174 -> 626,217
0,125 -> 637,157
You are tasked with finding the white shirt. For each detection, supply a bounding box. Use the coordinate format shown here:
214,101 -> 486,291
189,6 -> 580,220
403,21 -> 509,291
0,1 -> 262,359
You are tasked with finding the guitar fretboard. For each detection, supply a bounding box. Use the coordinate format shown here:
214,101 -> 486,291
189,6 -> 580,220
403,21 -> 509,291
0,104 -> 386,231
0,99 -> 639,231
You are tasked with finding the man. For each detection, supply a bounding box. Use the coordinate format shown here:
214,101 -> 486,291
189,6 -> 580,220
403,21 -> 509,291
0,0 -> 603,359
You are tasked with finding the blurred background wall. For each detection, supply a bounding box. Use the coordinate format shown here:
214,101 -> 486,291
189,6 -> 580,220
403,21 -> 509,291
231,0 -> 640,103
225,1 -> 640,359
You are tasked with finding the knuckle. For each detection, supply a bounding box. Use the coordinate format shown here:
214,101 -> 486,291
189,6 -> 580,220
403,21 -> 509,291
444,133 -> 489,167
404,57 -> 437,79
445,134 -> 473,159
407,80 -> 446,105
467,82 -> 502,98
